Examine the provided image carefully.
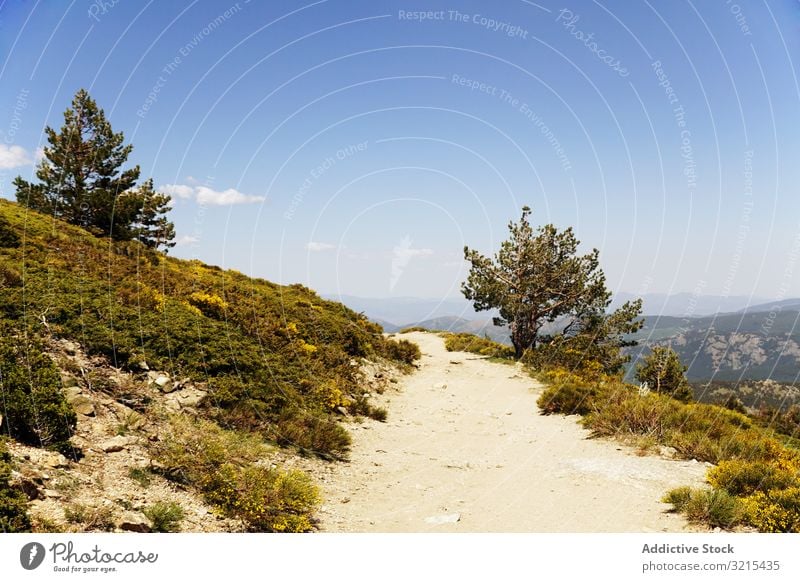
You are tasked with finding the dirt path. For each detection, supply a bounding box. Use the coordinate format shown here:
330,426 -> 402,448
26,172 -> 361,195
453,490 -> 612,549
312,332 -> 709,532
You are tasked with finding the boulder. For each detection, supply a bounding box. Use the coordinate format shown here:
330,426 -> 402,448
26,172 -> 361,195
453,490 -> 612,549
119,514 -> 152,533
69,395 -> 96,417
40,452 -> 70,469
101,436 -> 135,453
154,375 -> 174,393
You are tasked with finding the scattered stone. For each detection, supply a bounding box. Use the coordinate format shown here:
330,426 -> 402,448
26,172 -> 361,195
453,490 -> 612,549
154,374 -> 174,393
449,360 -> 462,365
43,489 -> 62,499
425,513 -> 461,525
658,446 -> 678,459
69,395 -> 96,417
40,452 -> 70,469
101,436 -> 135,453
433,382 -> 447,389
119,514 -> 152,533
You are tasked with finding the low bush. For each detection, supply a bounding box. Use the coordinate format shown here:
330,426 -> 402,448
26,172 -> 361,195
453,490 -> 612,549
0,439 -> 30,532
150,416 -> 320,532
207,465 -> 319,532
662,486 -> 693,513
64,503 -> 115,531
664,487 -> 743,529
272,414 -> 352,460
384,339 -> 421,365
537,372 -> 599,416
707,459 -> 800,497
144,501 -> 184,532
741,487 -> 800,532
443,333 -> 514,359
399,326 -> 428,333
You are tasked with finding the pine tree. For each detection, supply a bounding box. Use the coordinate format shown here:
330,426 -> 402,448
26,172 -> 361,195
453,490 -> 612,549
635,346 -> 693,402
463,206 -> 642,360
13,89 -> 175,251
132,179 -> 176,250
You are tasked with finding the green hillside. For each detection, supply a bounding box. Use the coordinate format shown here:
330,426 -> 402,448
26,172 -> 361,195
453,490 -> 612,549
0,198 -> 414,459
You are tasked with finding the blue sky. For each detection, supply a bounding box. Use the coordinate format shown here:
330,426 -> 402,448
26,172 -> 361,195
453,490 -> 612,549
1,0 -> 799,301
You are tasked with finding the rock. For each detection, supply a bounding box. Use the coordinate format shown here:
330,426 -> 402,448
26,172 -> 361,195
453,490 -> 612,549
101,436 -> 135,453
424,513 -> 461,525
658,445 -> 678,459
137,361 -> 150,371
146,371 -> 159,383
63,386 -> 83,399
43,489 -> 62,499
154,374 -> 174,393
40,452 -> 70,469
336,406 -> 349,416
433,383 -> 447,389
69,395 -> 96,416
62,341 -> 79,356
119,514 -> 152,533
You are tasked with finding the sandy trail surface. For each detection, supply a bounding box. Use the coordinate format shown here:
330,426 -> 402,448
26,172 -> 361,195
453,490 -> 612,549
313,332 -> 709,532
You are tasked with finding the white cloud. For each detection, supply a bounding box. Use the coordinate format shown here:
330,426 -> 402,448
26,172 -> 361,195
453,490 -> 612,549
161,183 -> 195,199
195,186 -> 264,206
175,235 -> 200,247
158,183 -> 264,206
0,144 -> 32,169
306,241 -> 336,252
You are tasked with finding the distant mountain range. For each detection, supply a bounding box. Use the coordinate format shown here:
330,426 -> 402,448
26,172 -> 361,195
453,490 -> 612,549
610,292 -> 773,317
627,305 -> 800,382
332,293 -> 800,382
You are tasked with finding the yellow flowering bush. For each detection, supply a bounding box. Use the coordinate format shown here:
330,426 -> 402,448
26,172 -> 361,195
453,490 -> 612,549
741,488 -> 800,532
188,291 -> 228,318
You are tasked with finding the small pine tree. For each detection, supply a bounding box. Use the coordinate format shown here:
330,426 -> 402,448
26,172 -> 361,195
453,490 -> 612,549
635,346 -> 693,402
131,179 -> 175,250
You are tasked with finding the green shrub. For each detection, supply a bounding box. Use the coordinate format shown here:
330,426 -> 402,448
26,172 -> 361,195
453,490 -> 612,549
64,503 -> 115,531
128,467 -> 153,488
209,465 -> 319,532
399,326 -> 428,333
384,338 -> 421,365
273,414 -> 352,460
537,373 -> 598,416
143,501 -> 184,532
664,487 -> 742,529
0,439 -> 30,532
684,489 -> 743,528
0,326 -> 76,452
662,486 -> 693,513
150,416 -> 321,532
0,215 -> 20,248
443,333 -> 514,359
